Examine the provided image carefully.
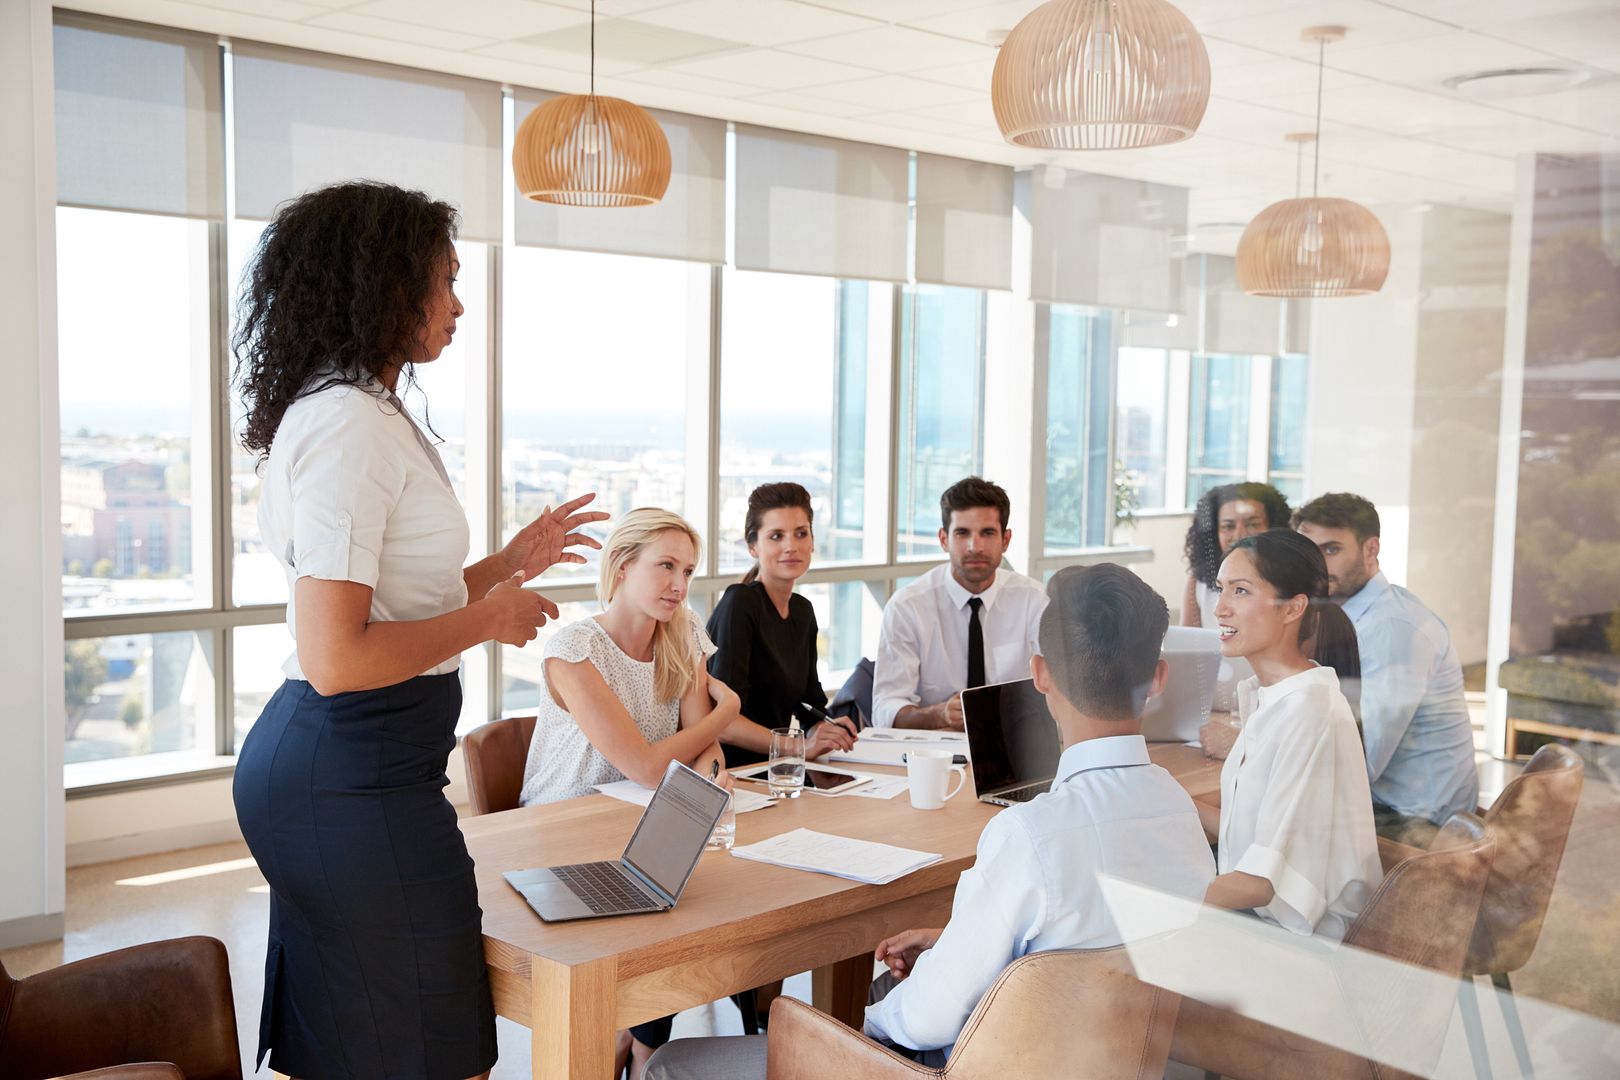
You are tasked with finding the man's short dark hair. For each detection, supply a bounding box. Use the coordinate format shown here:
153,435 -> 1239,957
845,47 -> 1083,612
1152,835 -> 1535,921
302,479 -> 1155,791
1292,492 -> 1381,543
1039,564 -> 1169,721
940,476 -> 1011,532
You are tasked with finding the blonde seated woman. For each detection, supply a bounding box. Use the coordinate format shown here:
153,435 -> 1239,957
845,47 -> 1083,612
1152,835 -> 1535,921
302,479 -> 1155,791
517,507 -> 740,1078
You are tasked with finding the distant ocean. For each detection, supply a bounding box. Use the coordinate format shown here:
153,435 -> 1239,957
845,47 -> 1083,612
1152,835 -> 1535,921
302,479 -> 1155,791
62,405 -> 836,456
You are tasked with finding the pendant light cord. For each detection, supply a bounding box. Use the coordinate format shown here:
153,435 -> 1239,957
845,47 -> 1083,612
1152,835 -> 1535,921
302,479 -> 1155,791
590,0 -> 597,100
1311,38 -> 1324,200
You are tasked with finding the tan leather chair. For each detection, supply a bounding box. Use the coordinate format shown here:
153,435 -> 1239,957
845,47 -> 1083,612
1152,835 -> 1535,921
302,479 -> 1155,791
763,945 -> 1180,1079
1454,743 -> 1583,1079
0,936 -> 241,1080
462,713 -> 537,815
1171,812 -> 1494,1080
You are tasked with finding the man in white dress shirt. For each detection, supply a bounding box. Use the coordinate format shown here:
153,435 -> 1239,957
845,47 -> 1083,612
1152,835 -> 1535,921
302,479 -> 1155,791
871,477 -> 1048,730
643,564 -> 1216,1079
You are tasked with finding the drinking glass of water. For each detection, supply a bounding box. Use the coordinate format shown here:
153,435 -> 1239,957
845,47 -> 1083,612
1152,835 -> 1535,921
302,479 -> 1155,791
706,791 -> 737,850
768,726 -> 807,799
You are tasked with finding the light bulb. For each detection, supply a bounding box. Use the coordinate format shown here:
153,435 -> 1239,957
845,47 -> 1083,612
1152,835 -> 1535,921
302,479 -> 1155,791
1295,211 -> 1324,265
578,119 -> 604,156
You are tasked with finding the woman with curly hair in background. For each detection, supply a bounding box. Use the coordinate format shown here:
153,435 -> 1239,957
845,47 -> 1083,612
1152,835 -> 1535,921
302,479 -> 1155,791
231,181 -> 605,1080
1180,481 -> 1292,628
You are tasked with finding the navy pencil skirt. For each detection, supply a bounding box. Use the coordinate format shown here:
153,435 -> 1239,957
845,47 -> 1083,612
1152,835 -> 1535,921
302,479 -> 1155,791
234,673 -> 497,1080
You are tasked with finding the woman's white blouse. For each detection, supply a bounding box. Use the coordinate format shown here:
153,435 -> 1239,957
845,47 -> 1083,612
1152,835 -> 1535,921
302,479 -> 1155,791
519,615 -> 717,806
259,379 -> 470,681
1218,665 -> 1382,940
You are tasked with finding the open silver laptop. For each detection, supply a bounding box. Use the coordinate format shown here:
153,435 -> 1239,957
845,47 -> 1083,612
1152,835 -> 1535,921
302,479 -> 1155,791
1140,626 -> 1223,743
504,761 -> 728,923
962,678 -> 1062,807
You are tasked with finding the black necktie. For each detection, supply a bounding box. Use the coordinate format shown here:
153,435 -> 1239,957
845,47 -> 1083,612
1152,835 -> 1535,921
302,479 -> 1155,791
967,597 -> 986,690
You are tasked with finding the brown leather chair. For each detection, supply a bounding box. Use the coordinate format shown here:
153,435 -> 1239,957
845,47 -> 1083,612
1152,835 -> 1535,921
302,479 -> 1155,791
1453,743 -> 1583,1079
462,713 -> 537,815
1171,812 -> 1494,1080
763,945 -> 1180,1079
0,936 -> 241,1080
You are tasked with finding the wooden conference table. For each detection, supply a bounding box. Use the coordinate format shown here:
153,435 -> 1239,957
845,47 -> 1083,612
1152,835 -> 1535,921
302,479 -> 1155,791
462,742 -> 1224,1080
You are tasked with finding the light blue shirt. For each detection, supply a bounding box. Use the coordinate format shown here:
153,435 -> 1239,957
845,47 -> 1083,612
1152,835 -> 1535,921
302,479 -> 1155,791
1341,572 -> 1478,823
862,734 -> 1215,1056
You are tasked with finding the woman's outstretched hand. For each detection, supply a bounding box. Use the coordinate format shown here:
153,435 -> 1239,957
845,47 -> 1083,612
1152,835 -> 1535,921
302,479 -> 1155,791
503,492 -> 611,580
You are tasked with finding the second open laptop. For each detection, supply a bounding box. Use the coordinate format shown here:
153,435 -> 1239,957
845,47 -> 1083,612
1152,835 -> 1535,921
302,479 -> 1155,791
504,760 -> 729,923
962,678 -> 1063,807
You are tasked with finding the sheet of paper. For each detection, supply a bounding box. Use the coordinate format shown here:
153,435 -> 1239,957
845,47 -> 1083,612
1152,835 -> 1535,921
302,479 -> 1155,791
821,771 -> 908,800
730,827 -> 941,885
593,778 -> 773,814
826,730 -> 966,768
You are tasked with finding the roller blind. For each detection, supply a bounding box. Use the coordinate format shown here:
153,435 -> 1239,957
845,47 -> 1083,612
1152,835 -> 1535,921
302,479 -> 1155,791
734,124 -> 908,282
1201,254 -> 1285,355
1026,170 -> 1188,313
513,91 -> 726,263
53,14 -> 224,219
915,153 -> 1013,291
232,43 -> 502,242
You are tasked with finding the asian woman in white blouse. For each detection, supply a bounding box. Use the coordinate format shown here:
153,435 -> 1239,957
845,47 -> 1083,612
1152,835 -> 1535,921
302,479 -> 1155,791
1198,529 -> 1381,940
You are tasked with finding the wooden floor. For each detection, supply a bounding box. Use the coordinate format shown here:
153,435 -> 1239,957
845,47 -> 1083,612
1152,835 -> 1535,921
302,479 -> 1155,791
5,750 -> 1617,1078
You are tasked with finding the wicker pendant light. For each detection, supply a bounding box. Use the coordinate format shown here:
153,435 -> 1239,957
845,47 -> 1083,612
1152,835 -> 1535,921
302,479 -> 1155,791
1235,27 -> 1390,297
512,0 -> 670,207
992,0 -> 1211,150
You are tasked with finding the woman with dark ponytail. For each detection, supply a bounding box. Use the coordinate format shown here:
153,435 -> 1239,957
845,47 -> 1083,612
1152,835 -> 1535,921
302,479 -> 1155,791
1196,529 -> 1380,941
705,483 -> 856,767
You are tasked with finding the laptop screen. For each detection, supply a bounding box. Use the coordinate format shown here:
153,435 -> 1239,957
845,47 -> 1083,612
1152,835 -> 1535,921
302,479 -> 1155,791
621,762 -> 729,901
962,678 -> 1061,795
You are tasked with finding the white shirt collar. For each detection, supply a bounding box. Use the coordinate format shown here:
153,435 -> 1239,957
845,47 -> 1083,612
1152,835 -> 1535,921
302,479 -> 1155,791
1051,734 -> 1151,790
1253,663 -> 1340,711
940,563 -> 1004,612
1340,571 -> 1389,624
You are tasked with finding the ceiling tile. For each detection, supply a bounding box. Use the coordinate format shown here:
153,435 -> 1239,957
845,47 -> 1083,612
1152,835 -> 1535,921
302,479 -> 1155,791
742,88 -> 876,119
632,0 -> 879,47
912,56 -> 997,91
1200,0 -> 1452,59
1329,30 -> 1566,87
1481,9 -> 1620,72
664,48 -> 878,89
343,0 -> 585,41
853,110 -> 973,136
619,66 -> 766,100
184,0 -> 333,19
540,0 -> 700,14
903,2 -> 1041,43
903,96 -> 999,129
520,18 -> 744,65
305,12 -> 496,51
1485,78 -> 1620,133
792,74 -> 982,111
470,39 -> 641,76
782,24 -> 996,71
804,0 -> 993,23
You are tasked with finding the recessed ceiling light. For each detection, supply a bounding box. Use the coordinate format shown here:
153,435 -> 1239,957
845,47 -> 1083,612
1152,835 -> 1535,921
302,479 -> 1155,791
1443,67 -> 1590,99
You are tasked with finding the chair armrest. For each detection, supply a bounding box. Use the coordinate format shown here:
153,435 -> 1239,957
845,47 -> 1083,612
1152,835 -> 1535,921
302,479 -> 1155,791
0,936 -> 241,1080
765,998 -> 934,1080
1378,836 -> 1424,876
59,1065 -> 186,1080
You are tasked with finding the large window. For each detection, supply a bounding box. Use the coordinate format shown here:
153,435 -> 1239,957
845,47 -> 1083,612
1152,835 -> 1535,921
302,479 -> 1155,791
1268,354 -> 1309,502
1187,353 -> 1255,504
1115,347 -> 1173,511
1045,305 -> 1114,551
719,272 -> 885,568
897,285 -> 986,557
59,209 -> 212,616
501,247 -> 698,581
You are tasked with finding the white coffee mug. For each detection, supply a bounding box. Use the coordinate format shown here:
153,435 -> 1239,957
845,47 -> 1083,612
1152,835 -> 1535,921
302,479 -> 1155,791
906,748 -> 965,810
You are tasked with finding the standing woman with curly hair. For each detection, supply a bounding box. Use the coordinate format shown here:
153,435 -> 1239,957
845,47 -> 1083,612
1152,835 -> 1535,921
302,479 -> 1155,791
1180,481 -> 1292,628
231,181 -> 606,1080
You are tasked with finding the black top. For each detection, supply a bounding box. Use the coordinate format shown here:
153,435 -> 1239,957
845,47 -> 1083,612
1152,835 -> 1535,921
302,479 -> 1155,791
706,581 -> 828,768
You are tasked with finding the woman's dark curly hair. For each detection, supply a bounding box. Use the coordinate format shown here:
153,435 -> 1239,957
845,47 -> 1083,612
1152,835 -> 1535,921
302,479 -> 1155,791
1183,481 -> 1293,589
233,181 -> 459,456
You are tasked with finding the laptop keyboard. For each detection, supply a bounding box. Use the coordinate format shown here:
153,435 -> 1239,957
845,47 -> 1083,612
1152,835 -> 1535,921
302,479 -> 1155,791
551,861 -> 659,914
988,782 -> 1047,806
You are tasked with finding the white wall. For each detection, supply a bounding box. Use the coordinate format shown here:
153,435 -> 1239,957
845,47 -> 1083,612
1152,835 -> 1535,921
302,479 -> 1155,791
0,0 -> 65,948
1117,511 -> 1195,620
